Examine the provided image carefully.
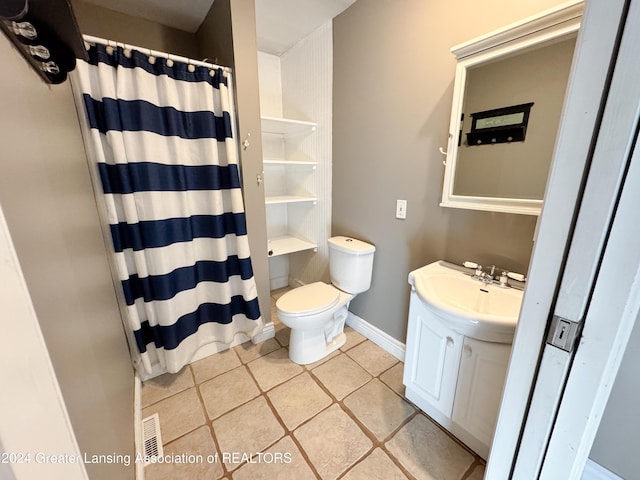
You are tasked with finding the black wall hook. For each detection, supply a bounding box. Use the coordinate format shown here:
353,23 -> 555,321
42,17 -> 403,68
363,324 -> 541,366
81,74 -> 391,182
0,0 -> 87,84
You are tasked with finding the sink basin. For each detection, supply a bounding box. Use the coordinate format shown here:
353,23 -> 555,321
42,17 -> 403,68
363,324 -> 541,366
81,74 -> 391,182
409,261 -> 523,343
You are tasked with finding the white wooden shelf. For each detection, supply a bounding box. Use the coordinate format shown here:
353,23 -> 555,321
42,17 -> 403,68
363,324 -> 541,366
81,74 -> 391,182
263,159 -> 317,168
265,195 -> 317,205
261,116 -> 317,135
267,235 -> 317,257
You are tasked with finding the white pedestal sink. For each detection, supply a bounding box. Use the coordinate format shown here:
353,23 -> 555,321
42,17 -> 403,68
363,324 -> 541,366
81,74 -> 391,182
410,261 -> 523,343
403,261 -> 524,459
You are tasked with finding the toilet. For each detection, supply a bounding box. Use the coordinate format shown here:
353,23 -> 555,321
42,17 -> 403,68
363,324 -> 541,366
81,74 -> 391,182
276,236 -> 376,365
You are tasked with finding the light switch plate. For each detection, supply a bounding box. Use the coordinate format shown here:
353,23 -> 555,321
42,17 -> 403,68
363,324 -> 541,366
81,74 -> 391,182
396,199 -> 407,219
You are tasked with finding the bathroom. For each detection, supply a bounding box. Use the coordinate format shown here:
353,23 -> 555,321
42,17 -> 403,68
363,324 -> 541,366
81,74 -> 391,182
1,0 -> 639,479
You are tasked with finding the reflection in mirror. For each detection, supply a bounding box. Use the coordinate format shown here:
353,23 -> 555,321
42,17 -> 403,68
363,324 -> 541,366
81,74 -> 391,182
454,36 -> 576,200
440,1 -> 583,215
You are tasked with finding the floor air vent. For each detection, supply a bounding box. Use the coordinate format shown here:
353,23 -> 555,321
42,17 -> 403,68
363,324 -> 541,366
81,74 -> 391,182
141,413 -> 163,464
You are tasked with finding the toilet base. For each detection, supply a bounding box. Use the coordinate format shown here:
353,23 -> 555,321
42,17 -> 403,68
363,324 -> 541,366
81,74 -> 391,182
288,330 -> 346,365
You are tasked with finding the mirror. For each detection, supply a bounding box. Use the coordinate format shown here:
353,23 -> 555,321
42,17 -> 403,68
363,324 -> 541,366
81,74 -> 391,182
441,1 -> 583,215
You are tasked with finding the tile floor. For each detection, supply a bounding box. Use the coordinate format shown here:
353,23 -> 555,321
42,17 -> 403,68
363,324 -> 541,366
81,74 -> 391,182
142,288 -> 486,480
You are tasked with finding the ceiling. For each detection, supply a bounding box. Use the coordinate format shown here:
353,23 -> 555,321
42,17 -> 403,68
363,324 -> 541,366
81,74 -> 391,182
82,0 -> 357,55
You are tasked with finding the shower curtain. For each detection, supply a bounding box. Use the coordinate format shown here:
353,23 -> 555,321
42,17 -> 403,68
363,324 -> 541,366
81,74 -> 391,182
73,42 -> 263,375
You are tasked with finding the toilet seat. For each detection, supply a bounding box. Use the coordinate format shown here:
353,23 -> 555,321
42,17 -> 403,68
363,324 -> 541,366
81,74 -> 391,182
277,282 -> 340,316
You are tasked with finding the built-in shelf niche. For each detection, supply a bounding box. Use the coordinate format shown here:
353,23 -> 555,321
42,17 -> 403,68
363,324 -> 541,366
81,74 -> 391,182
262,115 -> 318,258
267,235 -> 317,257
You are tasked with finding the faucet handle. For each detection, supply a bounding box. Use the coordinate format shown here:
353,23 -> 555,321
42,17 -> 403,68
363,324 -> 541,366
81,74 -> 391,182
507,272 -> 526,282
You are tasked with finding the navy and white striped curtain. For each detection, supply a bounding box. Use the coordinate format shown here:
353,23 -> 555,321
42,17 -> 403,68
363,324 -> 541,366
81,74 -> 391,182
74,42 -> 263,375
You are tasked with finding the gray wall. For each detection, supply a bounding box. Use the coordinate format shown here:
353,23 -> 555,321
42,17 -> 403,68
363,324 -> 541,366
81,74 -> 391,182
0,37 -> 134,479
198,0 -> 272,324
72,0 -> 200,59
332,0 -> 562,342
590,318 -> 640,478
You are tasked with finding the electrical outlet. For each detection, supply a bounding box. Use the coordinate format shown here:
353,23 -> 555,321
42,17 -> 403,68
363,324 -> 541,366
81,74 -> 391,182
396,199 -> 407,219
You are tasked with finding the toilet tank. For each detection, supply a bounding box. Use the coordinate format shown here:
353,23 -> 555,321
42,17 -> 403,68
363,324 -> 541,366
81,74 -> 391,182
328,236 -> 376,294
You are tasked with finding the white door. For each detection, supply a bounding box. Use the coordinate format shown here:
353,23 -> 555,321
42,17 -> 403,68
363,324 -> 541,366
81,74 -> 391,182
487,0 -> 640,478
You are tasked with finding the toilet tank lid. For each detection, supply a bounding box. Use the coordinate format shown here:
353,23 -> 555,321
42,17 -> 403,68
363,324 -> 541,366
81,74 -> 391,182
328,236 -> 375,255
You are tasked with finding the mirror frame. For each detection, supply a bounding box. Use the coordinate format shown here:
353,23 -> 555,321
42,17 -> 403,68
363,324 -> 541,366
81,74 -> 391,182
441,0 -> 583,216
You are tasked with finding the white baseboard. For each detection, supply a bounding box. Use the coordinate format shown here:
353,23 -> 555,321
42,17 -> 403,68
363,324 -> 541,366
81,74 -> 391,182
581,459 -> 623,480
346,312 -> 406,362
269,276 -> 289,290
251,321 -> 275,344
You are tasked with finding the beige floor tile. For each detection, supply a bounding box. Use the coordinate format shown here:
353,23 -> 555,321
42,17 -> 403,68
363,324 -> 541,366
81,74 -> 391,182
294,404 -> 372,480
342,448 -> 409,480
303,349 -> 340,369
311,354 -> 372,400
212,396 -> 285,471
145,425 -> 223,480
344,379 -> 415,441
200,366 -> 260,419
191,348 -> 241,384
247,348 -> 303,391
380,362 -> 406,397
234,337 -> 281,364
142,387 -> 206,444
467,463 -> 486,480
231,435 -> 316,480
267,372 -> 332,430
385,415 -> 474,480
340,326 -> 367,351
346,340 -> 399,377
141,367 -> 194,408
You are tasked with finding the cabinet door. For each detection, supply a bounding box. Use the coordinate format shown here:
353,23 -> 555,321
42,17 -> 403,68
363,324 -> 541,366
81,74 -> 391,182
403,292 -> 463,417
452,337 -> 512,449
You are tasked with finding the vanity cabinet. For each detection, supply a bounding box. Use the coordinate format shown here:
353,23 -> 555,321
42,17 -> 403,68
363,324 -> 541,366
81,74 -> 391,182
403,289 -> 463,417
261,116 -> 317,257
403,289 -> 512,459
452,337 -> 511,455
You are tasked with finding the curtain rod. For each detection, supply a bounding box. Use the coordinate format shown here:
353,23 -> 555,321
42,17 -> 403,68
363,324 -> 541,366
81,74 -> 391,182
82,34 -> 231,73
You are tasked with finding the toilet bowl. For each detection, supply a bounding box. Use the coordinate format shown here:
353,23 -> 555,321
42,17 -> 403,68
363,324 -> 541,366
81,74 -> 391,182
276,236 -> 375,365
277,282 -> 353,364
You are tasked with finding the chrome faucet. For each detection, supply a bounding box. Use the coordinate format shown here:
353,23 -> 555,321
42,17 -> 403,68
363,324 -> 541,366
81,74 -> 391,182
471,264 -> 492,283
463,260 -> 527,289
